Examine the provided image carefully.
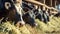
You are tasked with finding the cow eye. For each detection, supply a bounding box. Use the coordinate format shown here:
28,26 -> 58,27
5,2 -> 11,9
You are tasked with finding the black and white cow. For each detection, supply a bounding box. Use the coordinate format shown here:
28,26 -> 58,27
42,10 -> 50,24
34,8 -> 43,21
33,6 -> 50,24
22,2 -> 37,27
0,0 -> 25,27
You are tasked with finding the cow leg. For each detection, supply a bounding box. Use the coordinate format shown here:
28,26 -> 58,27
43,13 -> 48,24
0,17 -> 4,24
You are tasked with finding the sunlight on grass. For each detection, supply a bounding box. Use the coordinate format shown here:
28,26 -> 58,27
35,17 -> 60,32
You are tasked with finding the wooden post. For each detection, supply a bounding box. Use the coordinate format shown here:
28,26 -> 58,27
43,0 -> 45,10
51,0 -> 52,7
44,0 -> 45,4
49,0 -> 52,16
55,0 -> 57,8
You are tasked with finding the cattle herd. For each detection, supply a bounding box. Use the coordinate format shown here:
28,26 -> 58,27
0,0 -> 59,27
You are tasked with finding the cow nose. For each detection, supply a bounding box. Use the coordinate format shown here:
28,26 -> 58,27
5,2 -> 11,10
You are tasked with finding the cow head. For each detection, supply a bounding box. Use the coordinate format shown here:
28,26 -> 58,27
0,0 -> 25,27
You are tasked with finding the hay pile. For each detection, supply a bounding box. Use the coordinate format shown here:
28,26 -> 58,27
0,17 -> 60,34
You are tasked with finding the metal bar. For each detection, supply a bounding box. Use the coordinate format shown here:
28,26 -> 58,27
24,0 -> 58,11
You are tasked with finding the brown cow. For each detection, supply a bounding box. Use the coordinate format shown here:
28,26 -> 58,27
0,0 -> 25,27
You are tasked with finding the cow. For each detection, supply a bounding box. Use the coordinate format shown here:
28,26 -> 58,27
0,0 -> 25,27
22,1 -> 37,27
33,6 -> 50,24
33,8 -> 43,21
54,11 -> 60,17
42,10 -> 50,24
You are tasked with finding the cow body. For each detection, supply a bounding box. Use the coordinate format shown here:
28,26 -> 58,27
22,2 -> 37,27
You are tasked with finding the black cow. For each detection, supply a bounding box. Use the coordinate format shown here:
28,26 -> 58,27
22,2 -> 37,27
33,7 -> 50,24
42,10 -> 50,24
54,11 -> 60,17
0,0 -> 15,22
33,9 -> 43,21
0,0 -> 25,27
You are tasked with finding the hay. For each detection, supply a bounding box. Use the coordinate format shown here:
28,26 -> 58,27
0,17 -> 60,34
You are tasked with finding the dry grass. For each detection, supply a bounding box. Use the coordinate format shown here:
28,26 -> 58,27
0,17 -> 60,34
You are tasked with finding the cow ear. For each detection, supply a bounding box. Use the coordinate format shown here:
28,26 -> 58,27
5,2 -> 11,10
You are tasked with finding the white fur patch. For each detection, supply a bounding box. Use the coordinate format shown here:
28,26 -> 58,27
14,3 -> 25,24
